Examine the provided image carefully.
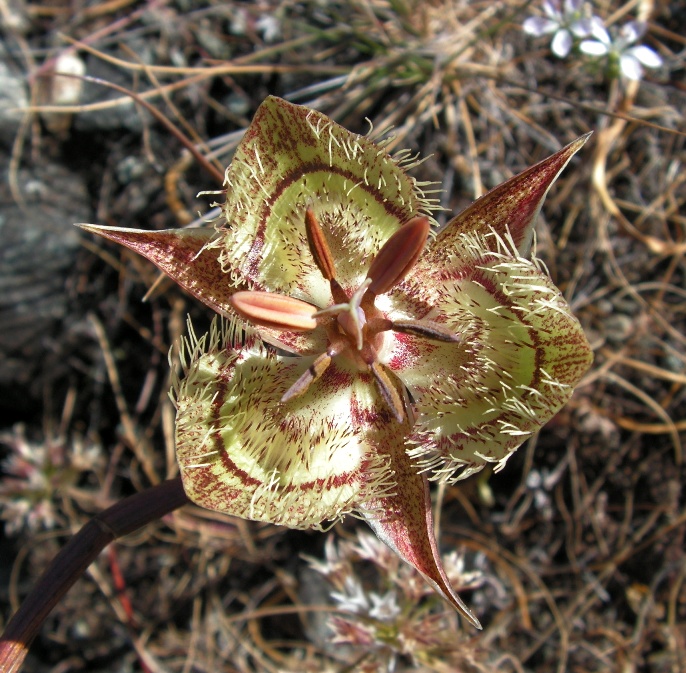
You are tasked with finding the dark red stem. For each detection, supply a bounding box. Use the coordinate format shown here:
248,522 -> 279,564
0,478 -> 189,673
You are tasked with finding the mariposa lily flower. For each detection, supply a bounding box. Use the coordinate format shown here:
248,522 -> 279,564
78,96 -> 593,629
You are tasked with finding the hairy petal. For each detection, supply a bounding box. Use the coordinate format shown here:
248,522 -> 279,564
388,232 -> 593,481
215,96 -> 438,303
417,134 -> 591,262
362,441 -> 481,628
172,319 -> 399,529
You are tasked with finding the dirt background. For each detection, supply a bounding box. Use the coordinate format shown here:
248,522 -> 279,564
0,0 -> 684,671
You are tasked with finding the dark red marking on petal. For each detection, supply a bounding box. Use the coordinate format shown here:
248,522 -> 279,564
348,378 -> 395,427
237,161 -> 413,283
204,374 -> 262,489
388,332 -> 439,371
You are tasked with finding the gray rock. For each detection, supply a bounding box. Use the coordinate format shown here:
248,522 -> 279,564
0,44 -> 28,147
0,160 -> 90,392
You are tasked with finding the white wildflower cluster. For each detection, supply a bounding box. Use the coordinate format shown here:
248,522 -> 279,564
303,531 -> 488,671
0,425 -> 104,535
523,1 -> 662,81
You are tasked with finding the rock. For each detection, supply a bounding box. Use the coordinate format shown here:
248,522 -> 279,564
0,159 -> 90,402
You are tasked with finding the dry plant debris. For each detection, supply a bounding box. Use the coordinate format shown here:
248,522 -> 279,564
0,0 -> 684,672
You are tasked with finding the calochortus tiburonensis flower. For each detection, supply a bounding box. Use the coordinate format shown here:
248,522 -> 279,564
79,96 -> 593,629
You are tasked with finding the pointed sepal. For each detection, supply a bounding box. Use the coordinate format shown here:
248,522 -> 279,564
76,223 -> 327,355
423,133 -> 591,264
75,224 -> 236,313
362,442 -> 482,629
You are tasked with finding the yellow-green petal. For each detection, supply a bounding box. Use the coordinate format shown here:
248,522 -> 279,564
172,319 -> 398,529
386,232 -> 593,481
216,96 -> 437,304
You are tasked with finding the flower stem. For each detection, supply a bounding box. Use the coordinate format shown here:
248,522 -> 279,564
0,478 -> 189,673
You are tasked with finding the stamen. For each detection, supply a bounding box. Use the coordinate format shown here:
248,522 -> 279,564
367,317 -> 394,334
305,207 -> 336,280
281,352 -> 333,402
371,362 -> 406,423
391,319 -> 462,342
366,216 -> 430,295
230,291 -> 317,331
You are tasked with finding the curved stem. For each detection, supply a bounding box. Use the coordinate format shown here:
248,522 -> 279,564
36,72 -> 226,186
0,478 -> 189,673
80,75 -> 226,185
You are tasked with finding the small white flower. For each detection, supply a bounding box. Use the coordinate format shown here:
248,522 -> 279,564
523,0 -> 600,58
368,591 -> 401,622
579,21 -> 662,80
331,576 -> 370,614
255,14 -> 280,43
305,535 -> 346,577
352,530 -> 396,570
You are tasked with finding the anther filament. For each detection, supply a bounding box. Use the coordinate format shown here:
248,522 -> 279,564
229,208 -> 461,422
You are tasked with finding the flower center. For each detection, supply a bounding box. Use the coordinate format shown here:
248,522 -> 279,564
229,209 -> 460,422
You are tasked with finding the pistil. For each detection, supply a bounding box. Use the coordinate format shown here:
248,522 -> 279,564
313,278 -> 372,351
